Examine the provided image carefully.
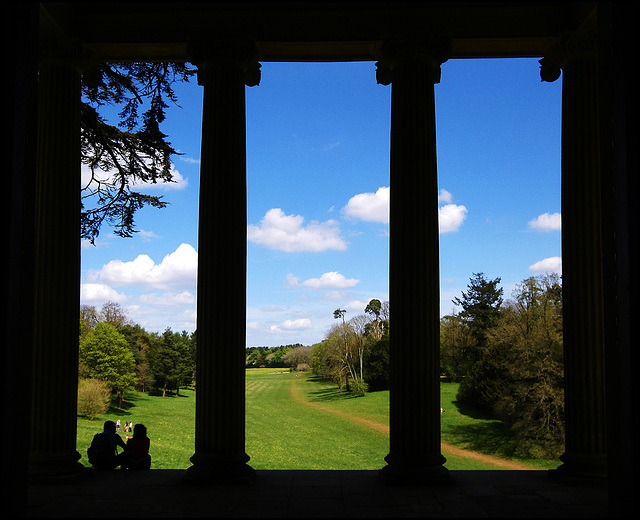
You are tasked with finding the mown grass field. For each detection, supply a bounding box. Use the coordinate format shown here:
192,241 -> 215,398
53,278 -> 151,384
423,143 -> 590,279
76,369 -> 559,471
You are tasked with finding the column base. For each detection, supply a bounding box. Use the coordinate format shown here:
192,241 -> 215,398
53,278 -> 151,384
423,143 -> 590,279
184,452 -> 256,485
548,452 -> 607,485
28,450 -> 85,483
379,452 -> 453,486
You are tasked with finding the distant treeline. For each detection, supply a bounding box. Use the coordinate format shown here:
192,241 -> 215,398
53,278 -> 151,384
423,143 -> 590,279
246,344 -> 312,371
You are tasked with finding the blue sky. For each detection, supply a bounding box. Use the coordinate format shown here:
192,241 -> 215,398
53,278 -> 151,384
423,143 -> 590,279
80,58 -> 562,347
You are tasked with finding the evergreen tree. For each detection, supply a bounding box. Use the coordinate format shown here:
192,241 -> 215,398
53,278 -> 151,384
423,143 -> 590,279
452,272 -> 503,366
81,62 -> 196,243
149,328 -> 194,396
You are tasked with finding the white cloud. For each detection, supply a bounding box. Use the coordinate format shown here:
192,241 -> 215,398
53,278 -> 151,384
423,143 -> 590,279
343,186 -> 467,233
286,271 -> 359,289
343,186 -> 390,223
179,156 -> 200,165
282,318 -> 312,330
95,243 -> 197,290
439,203 -> 468,233
269,318 -> 312,333
529,256 -> 562,274
81,163 -> 188,191
344,299 -> 373,314
247,208 -> 347,252
138,230 -> 160,242
132,167 -> 189,190
528,212 -> 561,231
438,189 -> 453,203
138,290 -> 195,306
81,283 -> 127,303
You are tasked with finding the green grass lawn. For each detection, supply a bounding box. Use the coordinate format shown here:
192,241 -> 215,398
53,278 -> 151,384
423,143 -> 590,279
76,370 -> 559,471
246,370 -> 389,469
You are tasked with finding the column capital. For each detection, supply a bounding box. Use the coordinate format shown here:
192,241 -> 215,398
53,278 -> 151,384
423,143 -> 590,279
187,40 -> 261,87
539,30 -> 598,82
39,38 -> 95,73
375,37 -> 451,85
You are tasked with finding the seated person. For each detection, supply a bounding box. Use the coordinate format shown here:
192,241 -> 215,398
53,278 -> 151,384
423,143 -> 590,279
87,420 -> 128,470
122,423 -> 151,470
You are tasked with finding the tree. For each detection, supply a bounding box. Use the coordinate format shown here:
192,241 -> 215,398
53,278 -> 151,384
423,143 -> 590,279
364,298 -> 383,340
312,302 -> 390,394
363,337 -> 390,391
333,308 -> 363,393
150,328 -> 194,396
452,273 -> 564,457
81,62 -> 196,243
440,312 -> 473,381
452,272 -> 503,368
311,326 -> 352,392
282,345 -> 312,371
79,322 -> 137,408
246,348 -> 266,368
120,323 -> 155,392
99,300 -> 131,328
487,274 -> 564,457
80,305 -> 100,331
349,314 -> 371,381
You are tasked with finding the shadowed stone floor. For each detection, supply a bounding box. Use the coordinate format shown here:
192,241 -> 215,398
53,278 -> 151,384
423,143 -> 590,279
26,469 -> 609,517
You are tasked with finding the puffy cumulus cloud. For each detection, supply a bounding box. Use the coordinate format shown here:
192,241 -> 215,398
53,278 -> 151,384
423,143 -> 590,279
81,283 -> 127,303
269,318 -> 312,333
343,186 -> 467,233
529,256 -> 562,274
528,212 -> 561,231
96,243 -> 197,290
439,203 -> 468,233
343,186 -> 390,223
286,271 -> 360,289
247,208 -> 347,252
282,318 -> 312,330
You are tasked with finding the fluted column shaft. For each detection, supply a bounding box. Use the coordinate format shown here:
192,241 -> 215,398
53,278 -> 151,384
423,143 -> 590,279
377,39 -> 451,484
29,44 -> 84,479
541,31 -> 607,482
186,42 -> 259,483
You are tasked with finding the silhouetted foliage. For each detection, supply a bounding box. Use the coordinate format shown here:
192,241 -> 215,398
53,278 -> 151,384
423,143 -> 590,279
81,62 -> 196,243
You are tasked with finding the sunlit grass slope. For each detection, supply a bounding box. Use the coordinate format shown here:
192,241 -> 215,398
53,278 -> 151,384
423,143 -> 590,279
76,369 -> 558,470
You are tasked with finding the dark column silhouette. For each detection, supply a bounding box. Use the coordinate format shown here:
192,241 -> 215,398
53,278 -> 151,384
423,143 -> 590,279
185,41 -> 260,484
376,39 -> 453,485
29,42 -> 84,480
541,30 -> 608,483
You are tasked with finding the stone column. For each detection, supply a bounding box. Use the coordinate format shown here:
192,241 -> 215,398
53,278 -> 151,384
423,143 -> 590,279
376,39 -> 452,485
185,41 -> 260,484
29,41 -> 85,480
540,31 -> 607,483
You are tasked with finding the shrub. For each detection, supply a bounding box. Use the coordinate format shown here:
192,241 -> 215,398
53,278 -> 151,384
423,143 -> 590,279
350,377 -> 369,397
77,378 -> 110,420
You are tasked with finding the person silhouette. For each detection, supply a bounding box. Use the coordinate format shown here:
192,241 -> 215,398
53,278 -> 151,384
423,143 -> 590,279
87,420 -> 128,470
122,423 -> 151,470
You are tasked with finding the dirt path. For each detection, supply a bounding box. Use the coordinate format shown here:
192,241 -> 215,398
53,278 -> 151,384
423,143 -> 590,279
290,377 -> 532,471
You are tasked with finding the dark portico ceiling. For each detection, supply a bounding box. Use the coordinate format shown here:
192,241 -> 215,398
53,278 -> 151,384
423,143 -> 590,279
39,2 -> 597,62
